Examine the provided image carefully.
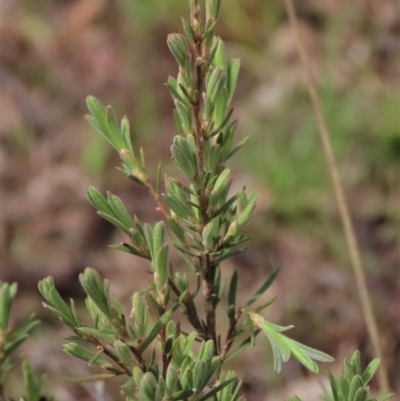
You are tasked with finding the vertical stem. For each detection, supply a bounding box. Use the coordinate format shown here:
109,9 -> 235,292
191,11 -> 218,353
283,0 -> 390,393
160,324 -> 169,379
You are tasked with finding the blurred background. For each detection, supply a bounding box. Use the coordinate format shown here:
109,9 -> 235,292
0,0 -> 399,399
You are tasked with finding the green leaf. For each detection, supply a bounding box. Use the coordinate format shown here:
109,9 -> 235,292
109,243 -> 146,258
79,268 -> 111,319
245,268 -> 280,307
219,371 -> 242,401
85,186 -> 113,215
170,389 -> 195,401
266,330 -> 283,373
263,322 -> 291,363
212,168 -> 231,196
225,330 -> 261,361
290,340 -> 334,363
164,194 -> 192,220
198,378 -> 236,401
212,192 -> 240,219
98,211 -> 131,234
213,39 -> 227,70
121,115 -> 134,155
339,377 -> 350,400
325,368 -> 339,401
348,375 -> 363,401
353,387 -> 368,401
5,315 -> 40,357
253,296 -> 277,313
181,361 -> 194,389
227,59 -> 240,106
168,217 -> 187,244
361,358 -> 380,385
140,292 -> 186,352
152,221 -> 166,255
181,17 -> 195,45
146,292 -> 163,322
207,67 -> 226,104
174,99 -> 192,135
236,200 -> 257,230
167,33 -> 188,69
77,327 -> 116,341
166,365 -> 178,394
207,108 -> 234,139
141,371 -> 158,399
287,340 -> 318,373
173,109 -> 186,136
343,359 -> 355,380
166,77 -> 189,105
132,292 -> 147,338
204,356 -> 221,386
198,340 -> 214,368
206,36 -> 220,68
22,361 -> 45,401
182,331 -> 197,358
105,105 -> 127,151
213,86 -> 229,127
174,136 -> 197,175
226,135 -> 251,161
171,144 -> 197,179
38,277 -> 79,327
144,223 -> 154,258
0,282 -> 14,330
107,193 -> 133,230
155,243 -> 169,284
86,96 -> 126,151
202,222 -> 215,250
63,343 -> 111,367
114,340 -> 134,365
350,350 -> 361,375
193,360 -> 207,392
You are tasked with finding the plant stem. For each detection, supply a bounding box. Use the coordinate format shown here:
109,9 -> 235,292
283,0 -> 390,393
220,309 -> 242,363
191,15 -> 218,353
147,183 -> 169,220
87,336 -> 132,377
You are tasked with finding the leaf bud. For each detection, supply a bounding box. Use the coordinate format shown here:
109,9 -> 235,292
119,148 -> 131,160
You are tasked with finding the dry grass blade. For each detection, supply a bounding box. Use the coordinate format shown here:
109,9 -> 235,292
283,0 -> 390,394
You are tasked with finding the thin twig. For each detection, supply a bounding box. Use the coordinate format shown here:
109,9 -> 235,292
283,0 -> 390,393
86,337 -> 132,377
147,183 -> 169,220
220,308 -> 242,363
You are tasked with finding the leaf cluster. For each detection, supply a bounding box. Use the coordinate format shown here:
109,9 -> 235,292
289,351 -> 394,401
0,281 -> 48,401
324,351 -> 394,401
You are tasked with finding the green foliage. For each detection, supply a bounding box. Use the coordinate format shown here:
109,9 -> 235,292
0,281 -> 49,401
290,351 -> 394,401
37,0 -> 340,399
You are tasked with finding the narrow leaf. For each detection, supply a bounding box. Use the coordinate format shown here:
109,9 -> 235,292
245,268 -> 280,307
361,358 -> 380,385
198,378 -> 236,401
